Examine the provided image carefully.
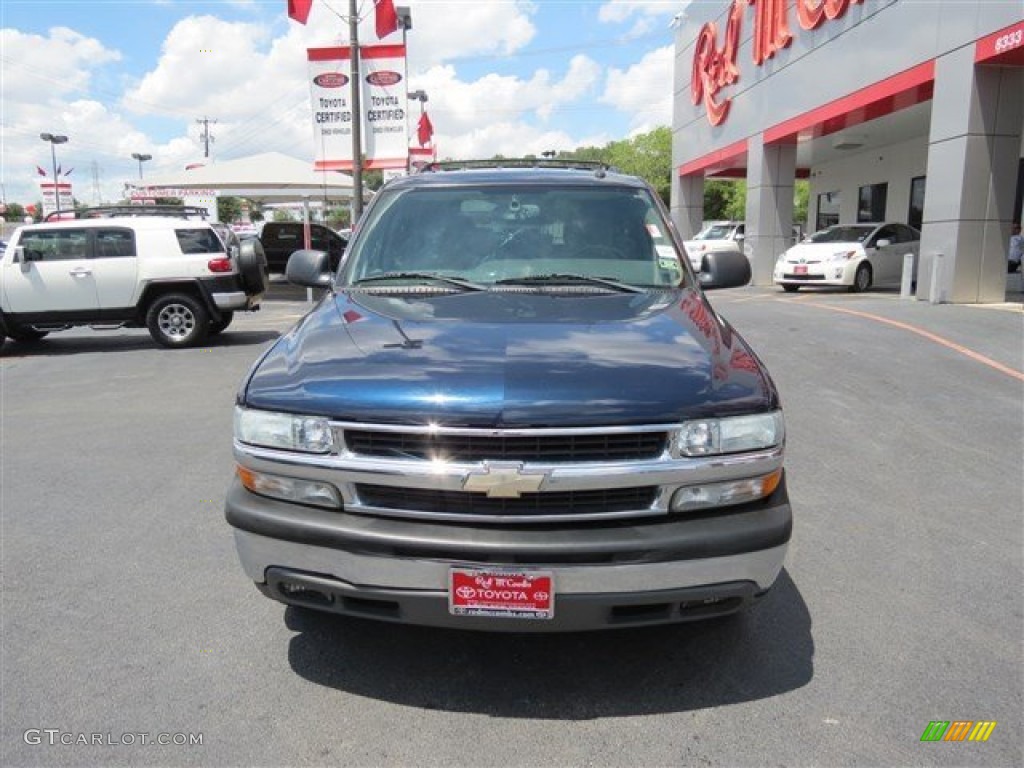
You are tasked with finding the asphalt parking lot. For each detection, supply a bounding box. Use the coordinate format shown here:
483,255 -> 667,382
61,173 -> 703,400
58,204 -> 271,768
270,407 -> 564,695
2,278 -> 1021,767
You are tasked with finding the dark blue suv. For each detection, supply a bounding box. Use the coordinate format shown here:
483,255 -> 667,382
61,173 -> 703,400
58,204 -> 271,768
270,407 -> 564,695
225,161 -> 791,631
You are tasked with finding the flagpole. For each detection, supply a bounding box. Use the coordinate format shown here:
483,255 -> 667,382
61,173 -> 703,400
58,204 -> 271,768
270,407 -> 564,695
349,0 -> 363,222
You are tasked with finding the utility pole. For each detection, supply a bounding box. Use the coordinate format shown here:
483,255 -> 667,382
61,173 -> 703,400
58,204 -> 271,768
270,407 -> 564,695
348,0 -> 363,222
196,117 -> 217,159
90,161 -> 102,204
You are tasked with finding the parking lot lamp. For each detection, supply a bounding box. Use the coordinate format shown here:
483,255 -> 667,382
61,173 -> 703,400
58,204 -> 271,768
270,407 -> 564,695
132,152 -> 153,180
39,132 -> 69,214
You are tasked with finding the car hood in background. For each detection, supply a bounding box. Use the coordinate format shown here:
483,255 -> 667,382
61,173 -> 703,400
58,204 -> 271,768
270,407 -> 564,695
782,242 -> 865,261
242,289 -> 778,428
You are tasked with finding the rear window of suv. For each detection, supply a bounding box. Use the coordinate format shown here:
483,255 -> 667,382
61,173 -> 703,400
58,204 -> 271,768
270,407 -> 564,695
175,228 -> 226,254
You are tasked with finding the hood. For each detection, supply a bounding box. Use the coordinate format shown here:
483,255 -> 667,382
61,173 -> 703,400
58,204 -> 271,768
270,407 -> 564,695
783,242 -> 864,262
241,288 -> 777,428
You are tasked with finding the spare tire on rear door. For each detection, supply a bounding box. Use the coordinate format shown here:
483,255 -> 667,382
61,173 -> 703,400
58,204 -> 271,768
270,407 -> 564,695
238,239 -> 269,295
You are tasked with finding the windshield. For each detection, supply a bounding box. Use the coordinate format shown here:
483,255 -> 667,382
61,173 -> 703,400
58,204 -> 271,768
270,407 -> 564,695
340,184 -> 687,290
694,224 -> 736,240
808,225 -> 875,244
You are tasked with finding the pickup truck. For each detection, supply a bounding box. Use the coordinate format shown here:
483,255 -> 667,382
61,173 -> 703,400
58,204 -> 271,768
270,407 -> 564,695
225,161 -> 791,632
257,221 -> 348,273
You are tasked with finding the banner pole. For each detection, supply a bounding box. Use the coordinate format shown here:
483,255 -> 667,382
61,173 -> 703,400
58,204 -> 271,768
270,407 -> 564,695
348,0 -> 363,223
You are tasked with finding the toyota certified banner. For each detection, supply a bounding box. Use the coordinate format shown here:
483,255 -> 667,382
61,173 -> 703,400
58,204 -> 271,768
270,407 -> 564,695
308,43 -> 408,171
38,181 -> 74,218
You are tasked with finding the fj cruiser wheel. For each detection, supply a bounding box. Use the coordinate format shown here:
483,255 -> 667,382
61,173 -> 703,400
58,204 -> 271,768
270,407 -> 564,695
209,311 -> 234,335
850,263 -> 872,293
146,293 -> 210,348
238,239 -> 269,295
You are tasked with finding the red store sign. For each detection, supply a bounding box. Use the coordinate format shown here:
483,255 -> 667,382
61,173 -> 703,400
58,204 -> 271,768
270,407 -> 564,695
691,0 -> 865,126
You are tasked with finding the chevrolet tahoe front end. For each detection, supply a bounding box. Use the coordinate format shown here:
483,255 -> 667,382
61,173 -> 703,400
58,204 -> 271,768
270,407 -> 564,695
225,164 -> 792,631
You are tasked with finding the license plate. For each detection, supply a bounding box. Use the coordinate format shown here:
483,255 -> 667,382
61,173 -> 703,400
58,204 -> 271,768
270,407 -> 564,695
793,265 -> 808,275
449,568 -> 554,620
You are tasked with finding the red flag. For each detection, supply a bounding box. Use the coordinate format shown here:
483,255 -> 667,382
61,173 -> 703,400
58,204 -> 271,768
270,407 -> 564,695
287,0 -> 313,24
36,165 -> 47,176
374,0 -> 399,39
417,111 -> 434,147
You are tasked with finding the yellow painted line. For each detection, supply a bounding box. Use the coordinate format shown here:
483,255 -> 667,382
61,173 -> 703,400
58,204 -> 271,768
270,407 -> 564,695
797,301 -> 1024,382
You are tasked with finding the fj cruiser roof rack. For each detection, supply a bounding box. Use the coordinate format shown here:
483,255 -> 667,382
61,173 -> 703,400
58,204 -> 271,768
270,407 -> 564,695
44,204 -> 210,222
417,158 -> 616,175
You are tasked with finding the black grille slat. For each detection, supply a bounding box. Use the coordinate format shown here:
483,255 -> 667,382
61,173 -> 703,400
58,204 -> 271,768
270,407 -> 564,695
356,485 -> 658,517
345,430 -> 666,462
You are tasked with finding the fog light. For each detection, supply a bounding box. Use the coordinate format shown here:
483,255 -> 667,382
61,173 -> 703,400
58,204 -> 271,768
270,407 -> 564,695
671,470 -> 781,512
237,466 -> 342,509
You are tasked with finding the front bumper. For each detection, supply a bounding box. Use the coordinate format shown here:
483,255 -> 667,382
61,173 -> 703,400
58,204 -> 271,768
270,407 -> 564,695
774,262 -> 854,286
225,476 -> 792,631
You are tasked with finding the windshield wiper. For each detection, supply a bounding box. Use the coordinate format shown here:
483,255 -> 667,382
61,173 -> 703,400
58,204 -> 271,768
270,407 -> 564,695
352,272 -> 485,292
494,274 -> 644,293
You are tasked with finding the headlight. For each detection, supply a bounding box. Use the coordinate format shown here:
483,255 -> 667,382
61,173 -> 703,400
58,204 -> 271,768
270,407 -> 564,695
831,250 -> 857,261
234,406 -> 334,453
675,411 -> 784,457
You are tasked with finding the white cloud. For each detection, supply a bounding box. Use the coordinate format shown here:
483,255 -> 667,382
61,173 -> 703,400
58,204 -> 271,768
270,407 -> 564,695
0,27 -> 121,102
411,53 -> 601,151
0,2 -> 672,206
598,1 -> 684,24
601,45 -> 673,133
404,0 -> 538,70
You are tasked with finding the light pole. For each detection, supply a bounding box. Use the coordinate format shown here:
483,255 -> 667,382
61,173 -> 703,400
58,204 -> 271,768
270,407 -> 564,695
39,132 -> 69,215
131,152 -> 152,180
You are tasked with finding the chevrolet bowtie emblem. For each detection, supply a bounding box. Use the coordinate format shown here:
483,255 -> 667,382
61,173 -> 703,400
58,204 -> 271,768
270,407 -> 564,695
462,464 -> 546,498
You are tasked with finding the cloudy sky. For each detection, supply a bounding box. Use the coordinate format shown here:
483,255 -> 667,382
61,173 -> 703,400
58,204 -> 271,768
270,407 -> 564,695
0,0 -> 687,206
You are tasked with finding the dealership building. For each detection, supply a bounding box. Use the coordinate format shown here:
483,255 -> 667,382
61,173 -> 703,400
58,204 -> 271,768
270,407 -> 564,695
671,0 -> 1023,303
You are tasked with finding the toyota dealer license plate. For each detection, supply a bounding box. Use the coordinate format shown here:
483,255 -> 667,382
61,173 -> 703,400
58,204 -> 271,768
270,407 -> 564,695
793,264 -> 808,275
449,568 -> 554,619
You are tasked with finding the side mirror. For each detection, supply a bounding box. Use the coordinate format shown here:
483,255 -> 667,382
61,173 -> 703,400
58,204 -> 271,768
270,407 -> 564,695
734,233 -> 745,241
12,245 -> 26,263
699,249 -> 751,290
875,238 -> 891,248
286,249 -> 333,288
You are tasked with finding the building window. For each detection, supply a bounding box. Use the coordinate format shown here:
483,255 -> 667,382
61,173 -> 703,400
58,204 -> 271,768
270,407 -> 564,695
858,182 -> 888,223
816,191 -> 840,231
907,177 -> 926,231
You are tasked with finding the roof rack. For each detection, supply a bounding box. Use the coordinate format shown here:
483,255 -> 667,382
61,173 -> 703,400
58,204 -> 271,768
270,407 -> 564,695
44,204 -> 210,222
417,158 -> 616,175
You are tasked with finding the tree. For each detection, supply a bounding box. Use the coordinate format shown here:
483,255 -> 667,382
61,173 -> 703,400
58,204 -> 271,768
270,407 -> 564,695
326,207 -> 351,230
563,127 -> 673,205
363,169 -> 384,192
218,196 -> 243,224
793,180 -> 809,227
3,202 -> 25,222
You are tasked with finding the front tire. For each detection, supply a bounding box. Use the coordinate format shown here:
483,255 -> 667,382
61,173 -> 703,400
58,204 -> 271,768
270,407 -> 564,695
851,263 -> 872,293
781,284 -> 800,293
146,293 -> 210,348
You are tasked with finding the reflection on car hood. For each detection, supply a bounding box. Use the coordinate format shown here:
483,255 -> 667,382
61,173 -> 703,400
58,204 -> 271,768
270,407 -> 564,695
783,242 -> 864,260
242,289 -> 778,427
